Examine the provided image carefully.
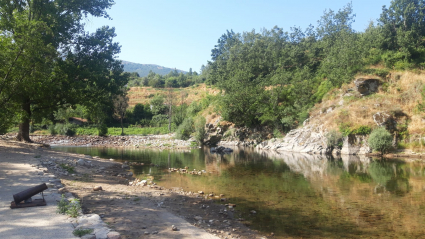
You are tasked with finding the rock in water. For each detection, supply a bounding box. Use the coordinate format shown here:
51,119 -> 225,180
171,225 -> 178,231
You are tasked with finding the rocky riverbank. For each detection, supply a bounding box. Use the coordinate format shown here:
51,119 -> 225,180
0,138 -> 261,239
27,134 -> 192,149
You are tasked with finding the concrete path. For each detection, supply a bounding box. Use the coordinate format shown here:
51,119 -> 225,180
0,143 -> 77,239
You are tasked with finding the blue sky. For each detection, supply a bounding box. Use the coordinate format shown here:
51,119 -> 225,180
83,0 -> 392,73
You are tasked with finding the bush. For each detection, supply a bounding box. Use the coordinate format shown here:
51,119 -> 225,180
48,125 -> 57,135
368,127 -> 393,155
175,117 -> 193,140
326,130 -> 343,149
55,123 -> 76,136
194,116 -> 206,145
97,123 -> 108,136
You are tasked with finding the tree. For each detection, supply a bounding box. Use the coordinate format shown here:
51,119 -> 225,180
113,91 -> 129,135
0,0 -> 127,141
150,95 -> 166,116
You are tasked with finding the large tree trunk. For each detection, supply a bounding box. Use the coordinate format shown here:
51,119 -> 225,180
16,99 -> 32,142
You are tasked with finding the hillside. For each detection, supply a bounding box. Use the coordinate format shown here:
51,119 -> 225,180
122,61 -> 186,77
256,69 -> 425,154
127,83 -> 219,107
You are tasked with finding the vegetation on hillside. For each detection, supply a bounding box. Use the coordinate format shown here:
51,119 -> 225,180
205,0 -> 425,133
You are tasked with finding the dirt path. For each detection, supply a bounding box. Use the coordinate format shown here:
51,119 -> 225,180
0,138 -> 263,239
0,140 -> 76,238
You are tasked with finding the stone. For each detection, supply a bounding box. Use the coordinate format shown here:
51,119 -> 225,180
77,159 -> 86,166
81,234 -> 96,239
194,216 -> 203,220
373,112 -> 397,131
171,225 -> 178,231
354,78 -> 380,96
140,180 -> 147,186
107,231 -> 121,239
250,210 -> 257,214
127,172 -> 133,176
121,164 -> 129,169
93,186 -> 103,191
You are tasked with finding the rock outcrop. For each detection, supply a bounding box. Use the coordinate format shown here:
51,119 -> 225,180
256,124 -> 327,154
354,78 -> 380,96
256,123 -> 372,155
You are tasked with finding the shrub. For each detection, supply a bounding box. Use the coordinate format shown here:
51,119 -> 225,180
194,116 -> 206,145
48,125 -> 57,135
352,125 -> 372,135
73,229 -> 94,237
97,123 -> 108,136
55,123 -> 76,136
66,198 -> 81,218
326,130 -> 343,149
175,117 -> 193,140
368,127 -> 393,155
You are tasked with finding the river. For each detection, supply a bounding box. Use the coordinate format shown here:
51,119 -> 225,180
52,146 -> 425,238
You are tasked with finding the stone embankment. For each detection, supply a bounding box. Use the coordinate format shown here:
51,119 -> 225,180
30,134 -> 192,148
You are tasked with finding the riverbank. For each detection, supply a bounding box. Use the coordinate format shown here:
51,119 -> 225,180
0,138 -> 262,239
15,134 -> 193,149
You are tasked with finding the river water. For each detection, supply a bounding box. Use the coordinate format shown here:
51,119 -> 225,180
52,146 -> 425,238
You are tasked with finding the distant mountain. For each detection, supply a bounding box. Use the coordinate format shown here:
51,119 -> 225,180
121,60 -> 187,77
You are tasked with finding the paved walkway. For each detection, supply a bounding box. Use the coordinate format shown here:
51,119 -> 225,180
0,142 -> 77,239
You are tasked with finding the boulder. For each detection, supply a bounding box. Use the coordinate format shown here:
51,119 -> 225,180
77,159 -> 86,166
354,78 -> 380,96
373,112 -> 397,131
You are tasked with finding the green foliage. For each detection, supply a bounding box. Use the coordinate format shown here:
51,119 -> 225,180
151,114 -> 168,127
57,195 -> 69,214
273,128 -> 284,138
326,130 -> 343,149
150,95 -> 167,115
194,116 -> 206,145
66,198 -> 81,218
368,127 -> 393,155
339,124 -> 371,137
186,101 -> 202,117
175,117 -> 194,140
48,125 -> 57,135
97,124 -> 108,136
313,80 -> 334,103
55,124 -> 76,136
59,164 -> 75,173
352,126 -> 372,135
0,0 -> 129,141
73,229 -> 94,237
56,195 -> 81,218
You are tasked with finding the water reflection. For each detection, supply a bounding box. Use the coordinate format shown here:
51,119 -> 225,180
53,146 -> 425,238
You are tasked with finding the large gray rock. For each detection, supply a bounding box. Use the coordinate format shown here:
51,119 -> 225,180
373,112 -> 397,131
257,124 -> 372,155
77,159 -> 86,166
256,124 -> 327,154
354,78 -> 380,96
340,135 -> 372,155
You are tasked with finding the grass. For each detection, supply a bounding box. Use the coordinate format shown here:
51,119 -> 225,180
59,163 -> 75,173
73,229 -> 93,237
310,70 -> 425,136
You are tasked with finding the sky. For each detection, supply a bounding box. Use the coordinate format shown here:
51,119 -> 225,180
83,0 -> 393,73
